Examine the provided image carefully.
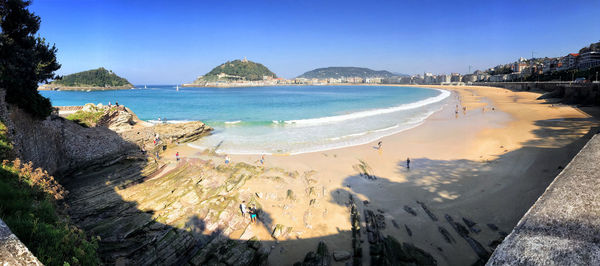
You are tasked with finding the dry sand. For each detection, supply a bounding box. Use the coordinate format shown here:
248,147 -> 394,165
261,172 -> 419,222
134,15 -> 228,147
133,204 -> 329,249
168,85 -> 599,265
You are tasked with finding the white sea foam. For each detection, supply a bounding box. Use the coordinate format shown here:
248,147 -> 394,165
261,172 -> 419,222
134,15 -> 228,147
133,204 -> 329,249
224,120 -> 242,124
330,123 -> 402,140
285,89 -> 450,126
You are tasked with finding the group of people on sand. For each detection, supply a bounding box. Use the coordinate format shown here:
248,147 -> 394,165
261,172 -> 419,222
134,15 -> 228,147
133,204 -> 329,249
240,201 -> 258,223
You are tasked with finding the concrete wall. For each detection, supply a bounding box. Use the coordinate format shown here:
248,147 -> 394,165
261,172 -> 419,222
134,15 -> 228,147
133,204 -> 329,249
488,133 -> 600,265
0,219 -> 42,265
474,82 -> 600,105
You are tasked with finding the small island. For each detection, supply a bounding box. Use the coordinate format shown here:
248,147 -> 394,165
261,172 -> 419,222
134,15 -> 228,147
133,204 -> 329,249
39,67 -> 134,91
184,58 -> 280,87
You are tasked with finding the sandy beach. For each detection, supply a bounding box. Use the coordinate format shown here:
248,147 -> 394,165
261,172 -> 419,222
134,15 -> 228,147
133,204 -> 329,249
162,85 -> 599,265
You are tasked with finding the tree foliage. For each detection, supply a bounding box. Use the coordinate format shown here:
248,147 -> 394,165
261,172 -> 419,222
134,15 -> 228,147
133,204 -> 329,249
0,0 -> 60,119
201,59 -> 277,81
52,67 -> 132,87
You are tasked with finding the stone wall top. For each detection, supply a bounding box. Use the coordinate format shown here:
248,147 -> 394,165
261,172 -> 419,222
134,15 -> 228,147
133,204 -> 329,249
488,133 -> 600,265
0,219 -> 42,265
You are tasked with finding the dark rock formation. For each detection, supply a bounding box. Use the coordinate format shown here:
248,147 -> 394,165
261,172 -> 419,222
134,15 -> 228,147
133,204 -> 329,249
294,241 -> 331,266
438,226 -> 455,244
462,217 -> 481,234
487,223 -> 499,231
445,214 -> 489,260
403,205 -> 417,216
404,225 -> 413,237
349,195 -> 363,266
416,201 -> 438,221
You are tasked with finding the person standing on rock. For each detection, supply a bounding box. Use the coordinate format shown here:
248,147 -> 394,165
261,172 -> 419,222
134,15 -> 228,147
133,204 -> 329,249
240,201 -> 247,218
225,155 -> 230,165
406,157 -> 411,169
176,152 -> 180,162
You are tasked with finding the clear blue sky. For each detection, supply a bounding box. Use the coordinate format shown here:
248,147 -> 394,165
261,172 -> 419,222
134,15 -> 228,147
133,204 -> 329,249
30,0 -> 600,84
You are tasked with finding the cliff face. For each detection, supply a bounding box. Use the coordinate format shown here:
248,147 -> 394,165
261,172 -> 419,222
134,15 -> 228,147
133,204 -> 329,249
0,91 -> 138,175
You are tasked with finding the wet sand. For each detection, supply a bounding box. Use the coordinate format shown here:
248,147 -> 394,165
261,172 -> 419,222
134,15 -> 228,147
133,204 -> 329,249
169,85 -> 599,265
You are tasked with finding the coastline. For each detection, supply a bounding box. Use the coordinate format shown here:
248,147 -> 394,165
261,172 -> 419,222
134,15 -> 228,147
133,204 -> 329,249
166,84 -> 598,264
38,84 -> 134,91
187,86 -> 452,156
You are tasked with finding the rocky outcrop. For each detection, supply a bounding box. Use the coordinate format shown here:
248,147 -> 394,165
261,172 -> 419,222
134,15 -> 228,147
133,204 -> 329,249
0,92 -> 138,176
64,158 -> 278,265
120,121 -> 212,151
293,241 -> 331,266
95,106 -> 136,133
0,94 -> 213,176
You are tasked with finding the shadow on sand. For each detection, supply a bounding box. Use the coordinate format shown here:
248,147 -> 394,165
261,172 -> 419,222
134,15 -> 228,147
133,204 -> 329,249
58,115 -> 598,265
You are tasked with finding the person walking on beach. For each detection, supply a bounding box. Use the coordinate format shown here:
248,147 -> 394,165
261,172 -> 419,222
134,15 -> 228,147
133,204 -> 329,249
175,152 -> 180,162
225,155 -> 231,165
240,201 -> 247,218
377,141 -> 382,150
250,206 -> 258,223
260,154 -> 265,166
406,157 -> 411,169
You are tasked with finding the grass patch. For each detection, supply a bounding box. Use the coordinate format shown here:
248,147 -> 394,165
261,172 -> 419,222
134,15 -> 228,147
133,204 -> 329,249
0,121 -> 12,161
65,106 -> 117,127
0,160 -> 100,266
66,110 -> 104,127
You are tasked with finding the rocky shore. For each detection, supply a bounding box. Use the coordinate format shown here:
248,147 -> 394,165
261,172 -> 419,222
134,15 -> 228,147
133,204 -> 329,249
38,84 -> 134,91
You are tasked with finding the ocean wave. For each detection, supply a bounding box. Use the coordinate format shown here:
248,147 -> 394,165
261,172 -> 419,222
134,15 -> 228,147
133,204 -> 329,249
284,89 -> 450,126
224,120 -> 242,125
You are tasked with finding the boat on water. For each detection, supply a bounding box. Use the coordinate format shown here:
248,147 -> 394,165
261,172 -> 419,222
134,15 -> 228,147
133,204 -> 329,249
176,85 -> 179,91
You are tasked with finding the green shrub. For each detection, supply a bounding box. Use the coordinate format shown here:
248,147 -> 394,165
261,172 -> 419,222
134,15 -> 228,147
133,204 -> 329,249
0,161 -> 100,266
66,110 -> 105,127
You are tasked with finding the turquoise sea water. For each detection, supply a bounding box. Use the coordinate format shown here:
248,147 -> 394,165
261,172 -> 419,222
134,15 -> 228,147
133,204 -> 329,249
40,85 -> 450,154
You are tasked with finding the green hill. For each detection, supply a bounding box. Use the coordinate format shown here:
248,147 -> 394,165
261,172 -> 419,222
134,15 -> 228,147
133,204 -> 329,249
52,68 -> 132,87
196,59 -> 277,82
298,67 -> 402,79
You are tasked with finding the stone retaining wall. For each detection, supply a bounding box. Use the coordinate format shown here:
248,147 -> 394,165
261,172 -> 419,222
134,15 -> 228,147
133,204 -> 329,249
488,133 -> 600,265
0,219 -> 42,265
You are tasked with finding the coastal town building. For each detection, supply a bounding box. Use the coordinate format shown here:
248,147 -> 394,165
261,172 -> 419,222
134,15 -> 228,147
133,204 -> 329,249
578,51 -> 600,70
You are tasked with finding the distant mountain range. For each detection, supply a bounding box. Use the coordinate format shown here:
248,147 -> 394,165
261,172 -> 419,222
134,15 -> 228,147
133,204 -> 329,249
298,67 -> 407,79
51,68 -> 132,88
195,59 -> 277,82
